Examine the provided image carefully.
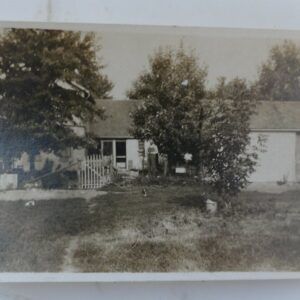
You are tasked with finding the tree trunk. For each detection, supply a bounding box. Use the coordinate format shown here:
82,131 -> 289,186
193,152 -> 201,177
163,156 -> 168,176
29,153 -> 36,173
167,155 -> 176,176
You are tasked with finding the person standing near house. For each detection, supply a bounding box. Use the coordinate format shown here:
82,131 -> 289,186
147,140 -> 158,176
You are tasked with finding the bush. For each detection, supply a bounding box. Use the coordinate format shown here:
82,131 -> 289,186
19,159 -> 78,189
41,170 -> 78,189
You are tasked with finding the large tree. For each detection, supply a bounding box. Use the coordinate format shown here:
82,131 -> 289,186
253,40 -> 300,101
0,28 -> 113,171
127,47 -> 207,168
129,47 -> 261,198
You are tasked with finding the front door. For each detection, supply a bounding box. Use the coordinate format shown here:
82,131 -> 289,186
116,140 -> 126,169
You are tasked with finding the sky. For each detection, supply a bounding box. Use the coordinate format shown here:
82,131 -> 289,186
1,0 -> 300,98
1,0 -> 300,30
94,25 -> 300,99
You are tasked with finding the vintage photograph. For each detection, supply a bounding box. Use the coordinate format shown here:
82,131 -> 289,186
0,24 -> 300,272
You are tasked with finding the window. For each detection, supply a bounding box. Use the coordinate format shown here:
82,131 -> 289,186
103,141 -> 113,156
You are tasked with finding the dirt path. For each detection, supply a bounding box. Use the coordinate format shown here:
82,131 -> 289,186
60,197 -> 103,272
60,236 -> 81,272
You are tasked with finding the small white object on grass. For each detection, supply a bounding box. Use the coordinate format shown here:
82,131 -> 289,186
142,188 -> 147,197
181,79 -> 189,86
25,200 -> 35,208
206,199 -> 217,214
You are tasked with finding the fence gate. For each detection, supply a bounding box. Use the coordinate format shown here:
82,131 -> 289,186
79,155 -> 113,189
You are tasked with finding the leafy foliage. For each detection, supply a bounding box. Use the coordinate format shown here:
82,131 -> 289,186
253,40 -> 300,101
129,47 -> 260,197
208,76 -> 254,101
128,47 -> 207,167
0,29 -> 113,170
198,98 -> 261,196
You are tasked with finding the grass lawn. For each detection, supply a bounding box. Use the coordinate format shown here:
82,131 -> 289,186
0,181 -> 300,272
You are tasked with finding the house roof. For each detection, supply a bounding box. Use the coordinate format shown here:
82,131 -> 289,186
88,100 -> 300,138
250,101 -> 300,131
88,100 -> 140,138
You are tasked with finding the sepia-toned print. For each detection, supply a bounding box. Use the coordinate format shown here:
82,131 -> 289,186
0,25 -> 300,272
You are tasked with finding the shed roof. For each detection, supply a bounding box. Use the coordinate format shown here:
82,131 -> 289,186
88,100 -> 300,138
250,101 -> 300,131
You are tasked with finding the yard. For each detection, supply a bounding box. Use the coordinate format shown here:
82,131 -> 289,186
0,179 -> 300,272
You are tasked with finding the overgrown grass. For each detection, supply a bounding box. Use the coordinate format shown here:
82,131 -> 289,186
72,185 -> 300,272
0,198 -> 91,271
73,235 -> 300,272
1,183 -> 300,272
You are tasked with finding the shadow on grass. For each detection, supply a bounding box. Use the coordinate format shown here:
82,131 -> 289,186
169,194 -> 207,210
1,186 -> 300,272
72,234 -> 300,272
73,240 -> 189,272
0,197 -> 91,272
41,198 -> 92,236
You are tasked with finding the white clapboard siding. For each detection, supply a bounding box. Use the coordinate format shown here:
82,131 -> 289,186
80,155 -> 113,189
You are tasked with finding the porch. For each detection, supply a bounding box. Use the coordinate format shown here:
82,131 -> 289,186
87,138 -> 144,171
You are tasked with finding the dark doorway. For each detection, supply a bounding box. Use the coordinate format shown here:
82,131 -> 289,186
103,140 -> 113,156
116,140 -> 126,168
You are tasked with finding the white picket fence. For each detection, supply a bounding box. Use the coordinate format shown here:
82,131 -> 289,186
79,155 -> 114,189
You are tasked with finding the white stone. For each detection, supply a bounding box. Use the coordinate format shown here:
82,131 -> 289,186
0,174 -> 18,190
206,199 -> 217,213
181,79 -> 189,86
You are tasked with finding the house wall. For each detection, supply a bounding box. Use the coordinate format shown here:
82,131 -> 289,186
13,148 -> 85,173
13,152 -> 62,172
296,133 -> 300,182
249,131 -> 296,182
71,148 -> 86,163
141,133 -> 298,183
35,152 -> 62,171
10,123 -> 86,173
91,138 -> 142,170
13,153 -> 31,172
101,133 -> 298,182
71,125 -> 85,137
126,139 -> 142,170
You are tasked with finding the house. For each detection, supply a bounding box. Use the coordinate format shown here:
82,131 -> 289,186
248,101 -> 300,183
86,100 -> 143,171
8,99 -> 300,184
12,125 -> 86,173
87,99 -> 300,183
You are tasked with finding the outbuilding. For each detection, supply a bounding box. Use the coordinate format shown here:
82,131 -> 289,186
89,100 -> 300,183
